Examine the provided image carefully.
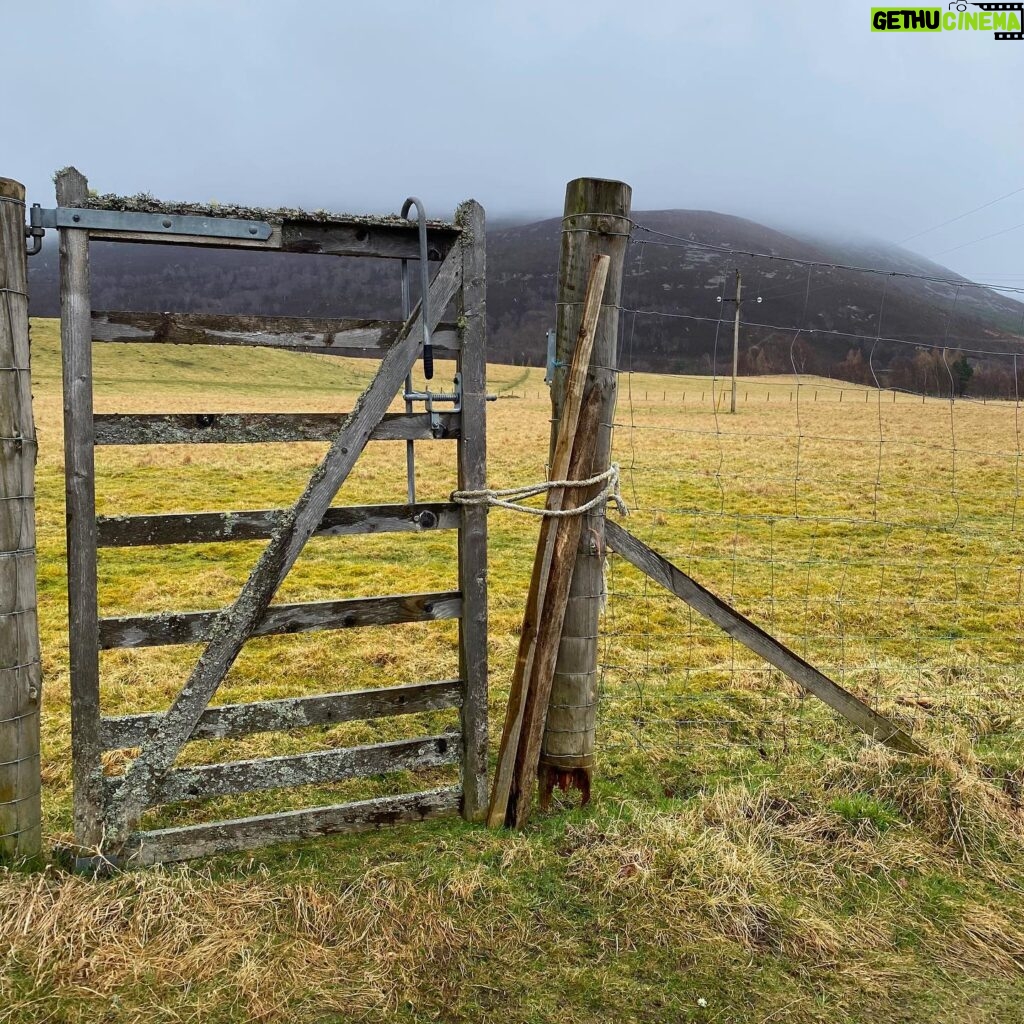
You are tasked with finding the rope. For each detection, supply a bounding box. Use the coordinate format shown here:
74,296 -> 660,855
451,464 -> 628,518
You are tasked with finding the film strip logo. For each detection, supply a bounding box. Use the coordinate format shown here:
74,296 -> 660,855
969,2 -> 1024,39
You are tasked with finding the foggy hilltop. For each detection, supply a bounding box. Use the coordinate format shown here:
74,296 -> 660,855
27,209 -> 1024,397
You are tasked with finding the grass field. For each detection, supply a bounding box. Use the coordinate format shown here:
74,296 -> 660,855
2,318 -> 1024,1023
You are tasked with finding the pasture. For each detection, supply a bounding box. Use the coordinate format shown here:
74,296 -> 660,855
2,318 -> 1024,1023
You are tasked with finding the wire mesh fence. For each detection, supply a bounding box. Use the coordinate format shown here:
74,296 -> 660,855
597,223 -> 1024,792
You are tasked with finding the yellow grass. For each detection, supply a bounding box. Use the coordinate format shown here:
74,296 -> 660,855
2,318 -> 1023,1022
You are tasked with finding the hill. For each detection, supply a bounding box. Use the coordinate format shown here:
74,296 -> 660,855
26,209 -> 1024,395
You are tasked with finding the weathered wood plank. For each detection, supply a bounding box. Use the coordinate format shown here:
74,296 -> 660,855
56,168 -> 104,849
279,221 -> 456,260
118,787 -> 462,865
487,254 -> 609,830
92,311 -> 460,357
604,521 -> 925,756
0,177 -> 42,859
99,679 -> 464,749
99,592 -> 462,649
97,502 -> 460,547
93,412 -> 460,445
455,201 -> 489,821
81,195 -> 460,259
106,734 -> 461,805
104,243 -> 463,842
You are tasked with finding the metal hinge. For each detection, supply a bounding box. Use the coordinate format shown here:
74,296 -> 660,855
25,204 -> 273,249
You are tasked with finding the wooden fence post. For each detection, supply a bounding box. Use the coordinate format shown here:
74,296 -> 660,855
456,199 -> 489,821
540,178 -> 631,802
0,177 -> 42,860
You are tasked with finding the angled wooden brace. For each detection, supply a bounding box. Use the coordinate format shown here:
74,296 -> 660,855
605,521 -> 926,756
103,240 -> 465,843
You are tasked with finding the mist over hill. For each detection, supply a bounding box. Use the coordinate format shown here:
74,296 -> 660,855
27,210 -> 1024,396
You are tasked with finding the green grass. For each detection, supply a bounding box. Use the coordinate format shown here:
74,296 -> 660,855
2,318 -> 1024,1022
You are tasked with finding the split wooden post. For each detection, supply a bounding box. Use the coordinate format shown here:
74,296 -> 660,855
509,381 -> 608,826
486,254 -> 610,828
0,178 -> 42,859
539,178 -> 632,801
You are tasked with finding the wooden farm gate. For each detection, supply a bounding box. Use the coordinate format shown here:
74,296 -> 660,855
52,168 -> 488,866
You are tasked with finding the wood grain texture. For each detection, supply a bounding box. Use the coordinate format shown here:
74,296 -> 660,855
508,382 -> 606,827
99,679 -> 464,749
103,243 -> 463,842
455,201 -> 490,821
0,177 -> 42,858
605,521 -> 925,756
97,502 -> 459,547
56,168 -> 105,849
487,253 -> 609,829
99,592 -> 462,649
541,179 -> 632,791
93,412 -> 459,445
105,734 -> 461,805
118,787 -> 462,865
92,311 -> 460,357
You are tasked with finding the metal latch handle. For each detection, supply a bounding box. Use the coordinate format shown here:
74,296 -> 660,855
401,197 -> 433,380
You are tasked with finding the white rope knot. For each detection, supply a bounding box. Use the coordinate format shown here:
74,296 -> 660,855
451,463 -> 629,518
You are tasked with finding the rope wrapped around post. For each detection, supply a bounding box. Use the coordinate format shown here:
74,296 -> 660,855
451,464 -> 628,518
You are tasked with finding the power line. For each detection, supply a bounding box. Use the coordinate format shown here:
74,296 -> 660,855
631,223 -> 1024,297
897,184 -> 1024,245
933,219 -> 1024,257
619,305 -> 1024,359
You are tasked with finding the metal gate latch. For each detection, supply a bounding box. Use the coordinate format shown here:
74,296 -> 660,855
404,373 -> 463,438
403,373 -> 497,438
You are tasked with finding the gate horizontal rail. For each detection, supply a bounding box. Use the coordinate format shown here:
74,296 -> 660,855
98,592 -> 462,649
96,502 -> 460,547
93,411 -> 460,445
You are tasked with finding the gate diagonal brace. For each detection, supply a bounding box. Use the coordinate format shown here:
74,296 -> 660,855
102,242 -> 466,845
604,520 -> 925,756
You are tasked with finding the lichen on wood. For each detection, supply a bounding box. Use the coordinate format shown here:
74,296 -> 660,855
80,190 -> 459,231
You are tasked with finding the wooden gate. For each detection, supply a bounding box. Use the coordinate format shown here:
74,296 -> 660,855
54,168 -> 488,866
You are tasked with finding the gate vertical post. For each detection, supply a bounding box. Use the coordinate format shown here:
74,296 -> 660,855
541,178 -> 631,800
0,178 -> 43,860
456,200 -> 489,820
55,168 -> 103,849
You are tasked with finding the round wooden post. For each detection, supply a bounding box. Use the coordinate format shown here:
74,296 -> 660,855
540,178 -> 631,802
0,178 -> 42,860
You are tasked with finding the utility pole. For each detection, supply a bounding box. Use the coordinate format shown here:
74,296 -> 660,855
730,270 -> 741,414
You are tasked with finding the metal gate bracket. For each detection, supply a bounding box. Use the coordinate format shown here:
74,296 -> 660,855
29,204 -> 274,241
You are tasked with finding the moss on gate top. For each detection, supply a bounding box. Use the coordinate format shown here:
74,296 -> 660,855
77,190 -> 460,231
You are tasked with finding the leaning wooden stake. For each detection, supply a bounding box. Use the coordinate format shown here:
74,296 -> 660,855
486,253 -> 610,829
539,178 -> 632,802
508,380 -> 608,827
0,177 -> 43,859
605,521 -> 925,756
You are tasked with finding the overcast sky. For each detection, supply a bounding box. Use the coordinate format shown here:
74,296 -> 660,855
6,1 -> 1023,283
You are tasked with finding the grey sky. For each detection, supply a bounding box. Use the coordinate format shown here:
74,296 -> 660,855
6,0 -> 1023,283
